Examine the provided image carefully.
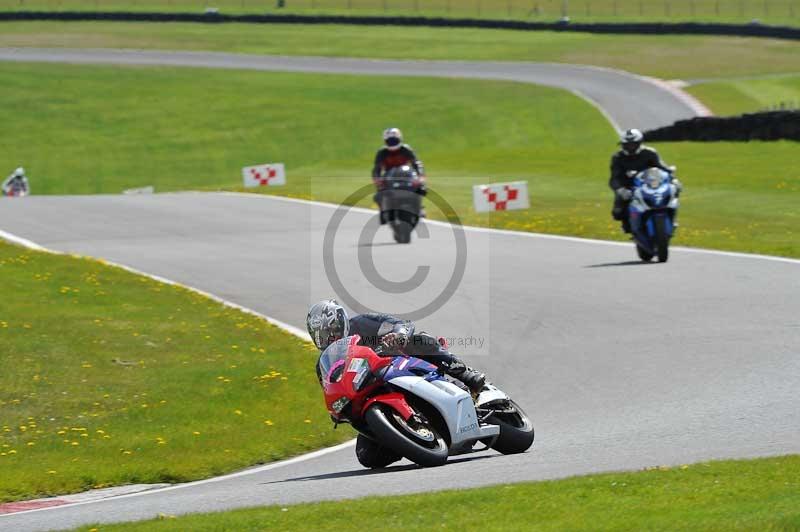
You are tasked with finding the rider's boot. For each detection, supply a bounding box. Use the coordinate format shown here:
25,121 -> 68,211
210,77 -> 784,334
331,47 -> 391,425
621,217 -> 632,234
442,358 -> 486,395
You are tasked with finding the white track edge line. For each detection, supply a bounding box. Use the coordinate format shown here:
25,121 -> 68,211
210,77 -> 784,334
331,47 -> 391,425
570,89 -> 622,134
0,229 -> 311,340
0,440 -> 357,519
217,192 -> 800,265
0,228 -> 360,518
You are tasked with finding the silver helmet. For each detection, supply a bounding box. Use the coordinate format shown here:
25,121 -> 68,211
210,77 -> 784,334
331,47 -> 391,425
620,129 -> 644,155
306,299 -> 349,350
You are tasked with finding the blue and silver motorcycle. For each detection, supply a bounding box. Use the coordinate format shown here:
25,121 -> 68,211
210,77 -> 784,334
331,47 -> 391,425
629,167 -> 680,263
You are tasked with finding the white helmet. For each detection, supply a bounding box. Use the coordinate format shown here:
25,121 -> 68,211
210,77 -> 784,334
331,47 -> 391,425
12,167 -> 24,178
619,129 -> 644,155
383,127 -> 403,151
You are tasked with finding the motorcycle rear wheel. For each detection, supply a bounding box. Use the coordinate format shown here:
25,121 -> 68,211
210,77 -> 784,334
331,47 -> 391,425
486,400 -> 535,455
365,404 -> 448,467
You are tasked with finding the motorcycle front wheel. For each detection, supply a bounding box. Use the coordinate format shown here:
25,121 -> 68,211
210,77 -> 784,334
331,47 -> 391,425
636,244 -> 654,262
392,220 -> 413,244
654,215 -> 670,263
364,404 -> 448,467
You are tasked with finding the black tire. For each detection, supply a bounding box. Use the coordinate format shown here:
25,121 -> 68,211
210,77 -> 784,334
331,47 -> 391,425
364,404 -> 448,467
636,244 -> 654,262
355,434 -> 402,469
393,221 -> 412,244
486,400 -> 535,455
654,215 -> 670,263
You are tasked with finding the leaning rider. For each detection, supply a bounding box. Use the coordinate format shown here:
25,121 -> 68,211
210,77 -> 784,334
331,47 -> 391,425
2,167 -> 29,197
609,129 -> 679,233
307,299 -> 485,395
307,299 -> 488,466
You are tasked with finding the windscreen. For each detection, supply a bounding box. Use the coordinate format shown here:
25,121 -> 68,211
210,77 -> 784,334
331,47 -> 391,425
317,336 -> 355,385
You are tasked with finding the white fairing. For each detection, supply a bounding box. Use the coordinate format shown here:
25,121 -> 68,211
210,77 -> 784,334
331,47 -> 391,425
475,384 -> 509,406
388,376 -> 499,449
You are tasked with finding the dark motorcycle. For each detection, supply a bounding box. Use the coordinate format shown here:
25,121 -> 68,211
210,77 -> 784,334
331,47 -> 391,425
378,165 -> 424,244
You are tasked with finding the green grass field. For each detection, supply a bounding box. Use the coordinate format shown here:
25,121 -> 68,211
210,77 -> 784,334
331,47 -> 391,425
0,240 -> 349,503
688,74 -> 800,114
1,0 -> 799,26
80,454 -> 800,531
1,62 -> 797,257
2,21 -> 800,80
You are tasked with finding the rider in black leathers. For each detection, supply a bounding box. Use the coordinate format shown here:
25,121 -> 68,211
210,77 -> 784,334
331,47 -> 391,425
609,129 -> 675,232
308,301 -> 485,394
372,127 -> 426,222
2,167 -> 29,197
307,299 -> 487,469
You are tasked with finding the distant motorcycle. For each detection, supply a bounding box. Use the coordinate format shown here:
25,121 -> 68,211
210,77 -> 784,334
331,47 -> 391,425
4,188 -> 28,197
3,181 -> 29,197
629,167 -> 680,263
319,335 -> 534,468
377,165 -> 424,244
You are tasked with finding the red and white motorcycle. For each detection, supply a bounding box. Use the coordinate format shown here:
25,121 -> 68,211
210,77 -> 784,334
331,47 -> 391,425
319,335 -> 534,468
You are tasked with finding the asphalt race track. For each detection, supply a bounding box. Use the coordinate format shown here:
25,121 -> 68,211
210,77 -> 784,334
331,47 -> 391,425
0,48 -> 708,130
0,192 -> 798,531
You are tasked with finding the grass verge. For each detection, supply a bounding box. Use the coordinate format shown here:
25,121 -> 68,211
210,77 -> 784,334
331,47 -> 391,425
0,0 -> 799,26
79,454 -> 800,531
687,74 -> 800,115
0,240 -> 349,503
2,62 -> 798,257
1,21 -> 800,79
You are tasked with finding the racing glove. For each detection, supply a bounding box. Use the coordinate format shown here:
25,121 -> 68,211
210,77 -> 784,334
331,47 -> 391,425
616,187 -> 633,201
380,332 -> 408,352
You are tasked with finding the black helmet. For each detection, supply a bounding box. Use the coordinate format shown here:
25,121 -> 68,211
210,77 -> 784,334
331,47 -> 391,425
620,128 -> 644,155
306,299 -> 349,350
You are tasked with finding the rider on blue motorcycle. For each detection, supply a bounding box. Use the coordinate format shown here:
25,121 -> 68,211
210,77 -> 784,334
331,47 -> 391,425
609,129 -> 681,232
307,299 -> 485,394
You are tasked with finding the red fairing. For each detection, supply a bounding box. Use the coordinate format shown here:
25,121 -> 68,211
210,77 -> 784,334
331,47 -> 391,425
322,335 -> 397,421
362,393 -> 414,420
